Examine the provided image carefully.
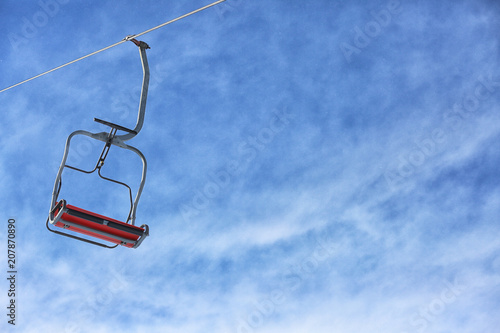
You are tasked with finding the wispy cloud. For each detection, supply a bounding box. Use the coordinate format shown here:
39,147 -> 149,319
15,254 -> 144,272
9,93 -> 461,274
1,0 -> 500,332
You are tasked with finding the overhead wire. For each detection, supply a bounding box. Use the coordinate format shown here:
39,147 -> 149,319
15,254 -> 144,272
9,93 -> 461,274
0,0 -> 226,94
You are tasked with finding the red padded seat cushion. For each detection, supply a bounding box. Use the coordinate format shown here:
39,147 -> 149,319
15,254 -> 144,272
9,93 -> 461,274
54,202 -> 145,248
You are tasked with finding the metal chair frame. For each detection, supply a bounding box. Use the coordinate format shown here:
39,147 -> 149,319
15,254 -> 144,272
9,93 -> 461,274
47,39 -> 151,249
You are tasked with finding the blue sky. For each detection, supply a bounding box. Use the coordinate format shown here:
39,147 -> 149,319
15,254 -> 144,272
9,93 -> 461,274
1,0 -> 500,332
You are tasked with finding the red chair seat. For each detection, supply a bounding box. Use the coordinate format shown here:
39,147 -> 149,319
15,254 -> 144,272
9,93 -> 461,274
53,201 -> 146,248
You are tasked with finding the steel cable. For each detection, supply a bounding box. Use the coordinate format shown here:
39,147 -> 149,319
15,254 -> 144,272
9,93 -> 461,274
0,0 -> 226,94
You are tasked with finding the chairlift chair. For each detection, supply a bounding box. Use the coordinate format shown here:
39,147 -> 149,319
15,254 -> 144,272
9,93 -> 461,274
47,38 -> 151,249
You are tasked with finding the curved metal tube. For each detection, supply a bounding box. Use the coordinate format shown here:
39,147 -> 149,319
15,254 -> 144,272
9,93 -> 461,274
117,42 -> 150,141
49,130 -> 106,213
49,130 -> 147,226
120,143 -> 147,225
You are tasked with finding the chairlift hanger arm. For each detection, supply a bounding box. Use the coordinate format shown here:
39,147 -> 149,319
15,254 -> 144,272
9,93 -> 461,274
94,38 -> 150,141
